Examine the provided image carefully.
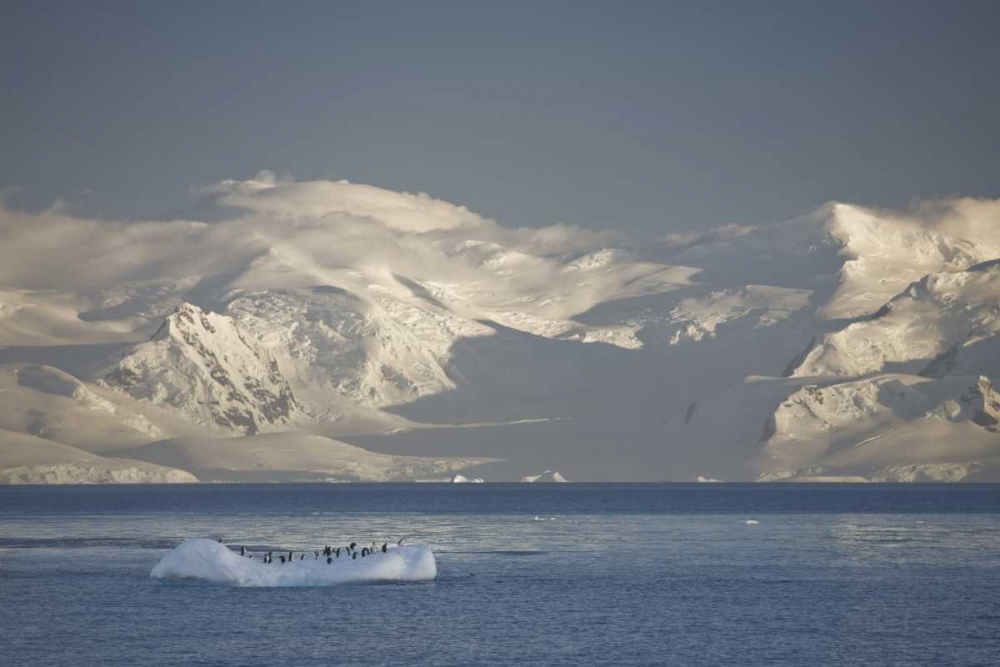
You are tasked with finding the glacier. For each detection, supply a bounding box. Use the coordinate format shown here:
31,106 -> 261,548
150,538 -> 436,587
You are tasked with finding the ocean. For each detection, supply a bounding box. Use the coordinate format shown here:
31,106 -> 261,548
1,484 -> 999,666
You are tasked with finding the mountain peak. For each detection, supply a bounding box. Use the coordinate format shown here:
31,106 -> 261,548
105,302 -> 297,435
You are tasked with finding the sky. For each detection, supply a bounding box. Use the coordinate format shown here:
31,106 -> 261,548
2,0 -> 998,238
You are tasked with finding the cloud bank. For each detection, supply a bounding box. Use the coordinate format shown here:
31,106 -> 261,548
0,172 -> 628,295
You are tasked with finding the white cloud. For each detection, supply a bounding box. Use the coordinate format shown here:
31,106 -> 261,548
205,171 -> 489,234
0,175 -> 636,298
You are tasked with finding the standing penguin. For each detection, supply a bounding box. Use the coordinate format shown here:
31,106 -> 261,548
381,543 -> 387,553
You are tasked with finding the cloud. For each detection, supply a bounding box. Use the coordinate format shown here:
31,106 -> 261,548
203,171 -> 489,234
6,176 -> 1000,306
0,174 -> 631,297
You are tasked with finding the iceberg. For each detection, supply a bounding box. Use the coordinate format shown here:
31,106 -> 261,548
150,538 -> 436,587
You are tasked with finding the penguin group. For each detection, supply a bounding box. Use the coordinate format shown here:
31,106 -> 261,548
226,540 -> 393,565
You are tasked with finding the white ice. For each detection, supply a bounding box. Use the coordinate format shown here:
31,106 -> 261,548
150,538 -> 436,587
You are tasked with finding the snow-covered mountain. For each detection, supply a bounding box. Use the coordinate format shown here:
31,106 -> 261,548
103,303 -> 298,435
2,173 -> 1000,482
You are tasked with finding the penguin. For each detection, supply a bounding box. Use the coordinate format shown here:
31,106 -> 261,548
397,537 -> 406,546
349,542 -> 357,551
240,546 -> 246,557
327,556 -> 332,564
279,555 -> 286,564
288,551 -> 293,562
382,543 -> 387,553
352,552 -> 358,560
300,554 -> 305,560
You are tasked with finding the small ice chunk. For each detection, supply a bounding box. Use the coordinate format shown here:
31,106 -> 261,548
744,519 -> 760,525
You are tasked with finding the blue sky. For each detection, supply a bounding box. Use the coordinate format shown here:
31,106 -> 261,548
2,0 -> 998,237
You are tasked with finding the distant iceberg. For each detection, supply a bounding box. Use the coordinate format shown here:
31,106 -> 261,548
521,470 -> 569,483
151,538 -> 436,587
451,474 -> 485,483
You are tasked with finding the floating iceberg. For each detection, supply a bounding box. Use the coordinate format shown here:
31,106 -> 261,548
520,469 -> 569,483
451,474 -> 485,483
150,538 -> 436,587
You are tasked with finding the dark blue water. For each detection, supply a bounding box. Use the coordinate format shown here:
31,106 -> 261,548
2,484 -> 999,666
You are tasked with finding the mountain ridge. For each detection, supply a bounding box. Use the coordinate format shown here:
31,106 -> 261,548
2,177 -> 1000,482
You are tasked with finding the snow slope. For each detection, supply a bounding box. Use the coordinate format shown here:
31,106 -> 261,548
0,428 -> 197,484
795,262 -> 1000,378
151,538 -> 435,587
115,433 -> 494,482
2,174 -> 1000,481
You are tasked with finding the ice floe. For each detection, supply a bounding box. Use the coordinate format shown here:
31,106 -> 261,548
150,538 -> 436,587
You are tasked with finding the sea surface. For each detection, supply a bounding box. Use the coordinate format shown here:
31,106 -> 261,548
2,484 -> 999,667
